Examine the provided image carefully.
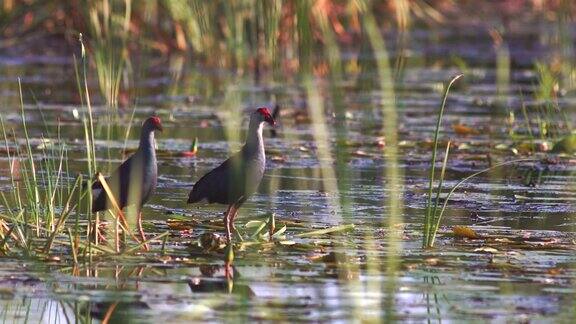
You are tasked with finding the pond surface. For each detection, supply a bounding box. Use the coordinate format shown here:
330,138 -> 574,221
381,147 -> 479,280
0,20 -> 575,323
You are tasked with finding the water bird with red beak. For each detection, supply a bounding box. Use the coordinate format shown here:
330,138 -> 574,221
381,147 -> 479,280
91,116 -> 163,250
188,107 -> 276,242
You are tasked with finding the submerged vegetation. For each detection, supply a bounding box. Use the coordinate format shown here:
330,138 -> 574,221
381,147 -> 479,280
0,0 -> 575,322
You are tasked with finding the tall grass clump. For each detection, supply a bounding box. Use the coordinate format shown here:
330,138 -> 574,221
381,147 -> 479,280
422,74 -> 462,248
85,0 -> 132,109
0,35 -> 155,260
0,80 -> 86,257
422,75 -> 538,248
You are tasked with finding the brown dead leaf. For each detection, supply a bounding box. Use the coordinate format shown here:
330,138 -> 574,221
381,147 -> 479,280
309,252 -> 340,264
474,246 -> 499,253
45,256 -> 61,262
547,268 -> 564,275
424,257 -> 440,266
452,124 -> 480,136
166,219 -> 198,230
453,225 -> 481,239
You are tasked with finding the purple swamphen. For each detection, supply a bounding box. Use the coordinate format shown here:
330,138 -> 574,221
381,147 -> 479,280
91,116 -> 162,249
188,107 -> 275,242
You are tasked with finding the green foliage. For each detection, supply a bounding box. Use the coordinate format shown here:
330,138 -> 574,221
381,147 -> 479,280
422,75 -> 461,248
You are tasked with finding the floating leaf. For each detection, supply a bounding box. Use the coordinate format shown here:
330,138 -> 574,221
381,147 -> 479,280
295,224 -> 355,238
515,141 -> 549,154
308,251 -> 352,265
36,138 -> 54,150
488,260 -> 523,272
424,257 -> 441,266
271,225 -> 287,239
166,219 -> 199,230
494,143 -> 509,150
452,123 -> 480,136
547,268 -> 564,275
244,220 -> 265,228
474,246 -> 499,253
453,225 -> 480,239
249,221 -> 267,239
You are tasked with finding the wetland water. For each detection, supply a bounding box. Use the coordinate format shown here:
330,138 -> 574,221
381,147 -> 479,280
0,20 -> 575,323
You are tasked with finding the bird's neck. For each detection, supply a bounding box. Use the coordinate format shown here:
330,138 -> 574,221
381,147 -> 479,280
139,130 -> 156,156
245,120 -> 264,153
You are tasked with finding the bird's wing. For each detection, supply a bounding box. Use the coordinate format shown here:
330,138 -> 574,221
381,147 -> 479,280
91,154 -> 136,210
93,154 -> 135,189
188,151 -> 244,204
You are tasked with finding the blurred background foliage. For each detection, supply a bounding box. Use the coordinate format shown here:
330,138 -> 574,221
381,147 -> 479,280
0,0 -> 574,112
1,1 -> 573,68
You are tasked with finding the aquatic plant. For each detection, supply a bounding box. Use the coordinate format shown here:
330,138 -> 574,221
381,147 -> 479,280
86,0 -> 132,109
0,81 -> 85,257
422,75 -> 542,248
422,74 -> 462,248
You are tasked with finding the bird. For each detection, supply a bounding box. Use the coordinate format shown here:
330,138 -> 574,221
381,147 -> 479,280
91,116 -> 162,250
188,107 -> 275,243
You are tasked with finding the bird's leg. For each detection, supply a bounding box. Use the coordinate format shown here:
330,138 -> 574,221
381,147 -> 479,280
137,211 -> 150,251
230,201 -> 243,241
230,204 -> 242,240
230,209 -> 238,236
223,204 -> 234,243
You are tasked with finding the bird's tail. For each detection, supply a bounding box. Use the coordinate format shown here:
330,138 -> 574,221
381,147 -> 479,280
187,184 -> 203,203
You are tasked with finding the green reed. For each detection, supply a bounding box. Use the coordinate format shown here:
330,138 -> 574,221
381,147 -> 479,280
0,34 -> 149,260
86,0 -> 132,109
0,83 -> 81,256
422,74 -> 462,248
421,76 -> 540,248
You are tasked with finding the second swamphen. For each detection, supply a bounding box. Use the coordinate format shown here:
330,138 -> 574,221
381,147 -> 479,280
91,116 -> 163,248
188,107 -> 275,242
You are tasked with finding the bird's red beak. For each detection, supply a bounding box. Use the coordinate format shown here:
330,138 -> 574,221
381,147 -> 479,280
265,115 -> 276,126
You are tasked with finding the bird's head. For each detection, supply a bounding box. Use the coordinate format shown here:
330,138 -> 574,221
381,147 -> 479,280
255,107 -> 275,126
143,115 -> 163,132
